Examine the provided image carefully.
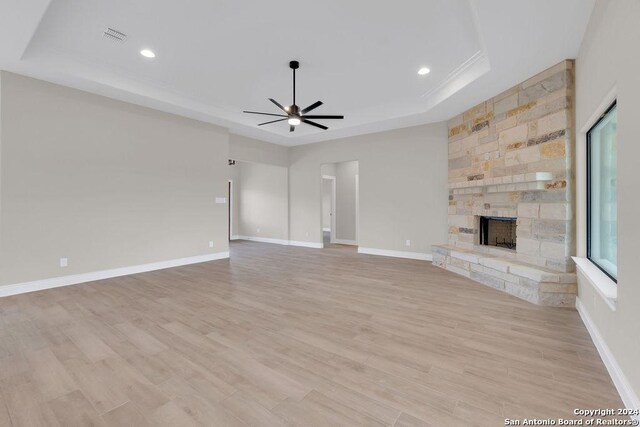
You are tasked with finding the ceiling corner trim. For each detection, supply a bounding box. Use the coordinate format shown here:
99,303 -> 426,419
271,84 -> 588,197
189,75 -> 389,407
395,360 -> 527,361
0,0 -> 52,62
18,0 -> 54,61
467,0 -> 489,53
420,49 -> 491,112
418,0 -> 491,113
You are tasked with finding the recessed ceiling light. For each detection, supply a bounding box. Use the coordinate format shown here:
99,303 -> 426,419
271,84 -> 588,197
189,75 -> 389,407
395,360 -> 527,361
140,49 -> 156,58
288,117 -> 301,126
418,67 -> 430,76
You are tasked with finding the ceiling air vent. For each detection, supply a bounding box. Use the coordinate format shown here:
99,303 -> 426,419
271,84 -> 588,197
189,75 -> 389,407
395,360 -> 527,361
103,27 -> 127,43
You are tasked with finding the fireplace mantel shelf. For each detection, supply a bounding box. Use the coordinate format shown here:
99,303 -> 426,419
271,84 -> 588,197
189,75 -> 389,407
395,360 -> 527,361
449,172 -> 553,195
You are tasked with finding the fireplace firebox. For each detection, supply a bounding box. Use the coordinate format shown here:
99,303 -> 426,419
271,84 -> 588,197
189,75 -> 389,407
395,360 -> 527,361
479,216 -> 517,250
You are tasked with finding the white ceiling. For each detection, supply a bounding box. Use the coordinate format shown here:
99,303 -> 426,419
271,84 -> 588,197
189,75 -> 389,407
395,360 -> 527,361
0,0 -> 594,146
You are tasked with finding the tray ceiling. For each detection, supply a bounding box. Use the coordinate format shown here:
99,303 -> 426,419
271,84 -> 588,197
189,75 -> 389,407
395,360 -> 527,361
0,0 -> 593,145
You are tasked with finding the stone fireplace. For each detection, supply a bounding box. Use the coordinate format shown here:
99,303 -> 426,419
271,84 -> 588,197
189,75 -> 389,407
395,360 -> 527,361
432,60 -> 577,307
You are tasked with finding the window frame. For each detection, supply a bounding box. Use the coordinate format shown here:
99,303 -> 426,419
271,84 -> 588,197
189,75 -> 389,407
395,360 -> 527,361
586,100 -> 618,283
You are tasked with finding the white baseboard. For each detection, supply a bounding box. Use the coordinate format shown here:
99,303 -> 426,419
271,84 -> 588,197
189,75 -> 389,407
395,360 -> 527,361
289,240 -> 323,249
576,298 -> 640,416
322,228 -> 331,232
358,247 -> 432,261
237,235 -> 290,246
230,235 -> 240,240
0,251 -> 230,298
333,239 -> 357,246
236,236 -> 323,249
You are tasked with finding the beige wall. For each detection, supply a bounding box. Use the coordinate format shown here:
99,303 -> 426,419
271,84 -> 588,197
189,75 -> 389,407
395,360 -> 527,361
0,72 -> 230,287
320,163 -> 336,176
0,72 -> 447,289
237,161 -> 288,241
289,123 -> 448,254
229,134 -> 288,167
575,0 -> 640,403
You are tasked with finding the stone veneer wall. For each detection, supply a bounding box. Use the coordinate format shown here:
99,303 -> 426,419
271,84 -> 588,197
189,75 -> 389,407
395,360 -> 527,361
446,60 -> 575,273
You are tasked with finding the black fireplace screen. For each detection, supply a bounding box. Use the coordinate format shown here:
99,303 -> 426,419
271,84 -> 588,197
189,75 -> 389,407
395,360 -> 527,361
479,216 -> 517,249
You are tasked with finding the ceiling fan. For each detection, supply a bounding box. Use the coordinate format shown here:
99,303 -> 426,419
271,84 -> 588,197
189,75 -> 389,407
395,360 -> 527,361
243,60 -> 344,132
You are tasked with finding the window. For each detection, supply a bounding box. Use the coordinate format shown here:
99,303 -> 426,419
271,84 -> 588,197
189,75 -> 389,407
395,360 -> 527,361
587,101 -> 617,282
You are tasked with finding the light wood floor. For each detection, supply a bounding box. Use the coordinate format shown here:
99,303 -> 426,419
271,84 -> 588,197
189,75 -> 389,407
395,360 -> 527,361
0,240 -> 622,426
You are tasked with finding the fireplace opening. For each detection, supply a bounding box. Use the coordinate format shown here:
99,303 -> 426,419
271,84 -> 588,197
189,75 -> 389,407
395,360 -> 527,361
479,216 -> 517,250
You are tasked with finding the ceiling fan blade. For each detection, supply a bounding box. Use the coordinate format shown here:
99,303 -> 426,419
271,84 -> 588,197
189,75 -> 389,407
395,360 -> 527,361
302,119 -> 328,130
269,98 -> 287,112
302,115 -> 344,119
258,118 -> 287,126
290,125 -> 295,132
301,101 -> 323,114
243,110 -> 287,118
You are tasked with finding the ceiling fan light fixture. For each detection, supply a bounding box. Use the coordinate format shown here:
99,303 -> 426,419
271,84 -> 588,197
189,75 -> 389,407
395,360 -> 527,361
288,117 -> 301,126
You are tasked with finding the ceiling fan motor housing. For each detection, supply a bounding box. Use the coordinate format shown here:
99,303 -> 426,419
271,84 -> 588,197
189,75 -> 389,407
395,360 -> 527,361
288,104 -> 300,116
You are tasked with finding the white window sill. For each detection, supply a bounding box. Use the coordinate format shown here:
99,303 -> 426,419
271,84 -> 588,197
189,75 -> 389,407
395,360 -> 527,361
572,256 -> 617,311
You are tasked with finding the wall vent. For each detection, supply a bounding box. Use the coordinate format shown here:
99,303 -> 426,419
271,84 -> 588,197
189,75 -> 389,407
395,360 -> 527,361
103,27 -> 127,43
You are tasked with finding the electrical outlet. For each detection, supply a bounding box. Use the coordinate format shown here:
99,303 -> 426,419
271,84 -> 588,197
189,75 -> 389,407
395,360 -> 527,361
60,258 -> 68,268
405,240 -> 411,247
209,241 -> 214,248
305,231 -> 309,237
257,228 -> 261,233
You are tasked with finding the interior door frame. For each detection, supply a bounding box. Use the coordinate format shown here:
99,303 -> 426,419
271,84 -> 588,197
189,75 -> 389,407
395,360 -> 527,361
322,175 -> 337,246
355,173 -> 359,245
228,179 -> 234,240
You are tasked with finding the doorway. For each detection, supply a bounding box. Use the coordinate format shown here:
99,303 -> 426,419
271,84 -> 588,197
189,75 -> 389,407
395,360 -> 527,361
228,179 -> 233,240
322,175 -> 336,246
320,161 -> 359,248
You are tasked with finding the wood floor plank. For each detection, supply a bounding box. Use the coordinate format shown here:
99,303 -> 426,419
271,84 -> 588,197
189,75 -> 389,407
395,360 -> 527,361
394,412 -> 430,427
453,401 -> 506,426
24,347 -> 78,401
0,391 -> 12,427
157,375 -> 245,426
47,390 -> 106,427
114,322 -> 169,355
106,339 -> 173,386
146,400 -> 199,427
97,357 -> 169,414
220,391 -> 287,426
0,354 -> 29,382
63,325 -> 118,363
61,358 -> 129,415
1,373 -> 62,427
0,240 -> 624,426
101,402 -> 151,427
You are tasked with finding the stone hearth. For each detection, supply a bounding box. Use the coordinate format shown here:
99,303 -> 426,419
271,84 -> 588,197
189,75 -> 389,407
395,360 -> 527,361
433,60 -> 576,307
432,245 -> 577,306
